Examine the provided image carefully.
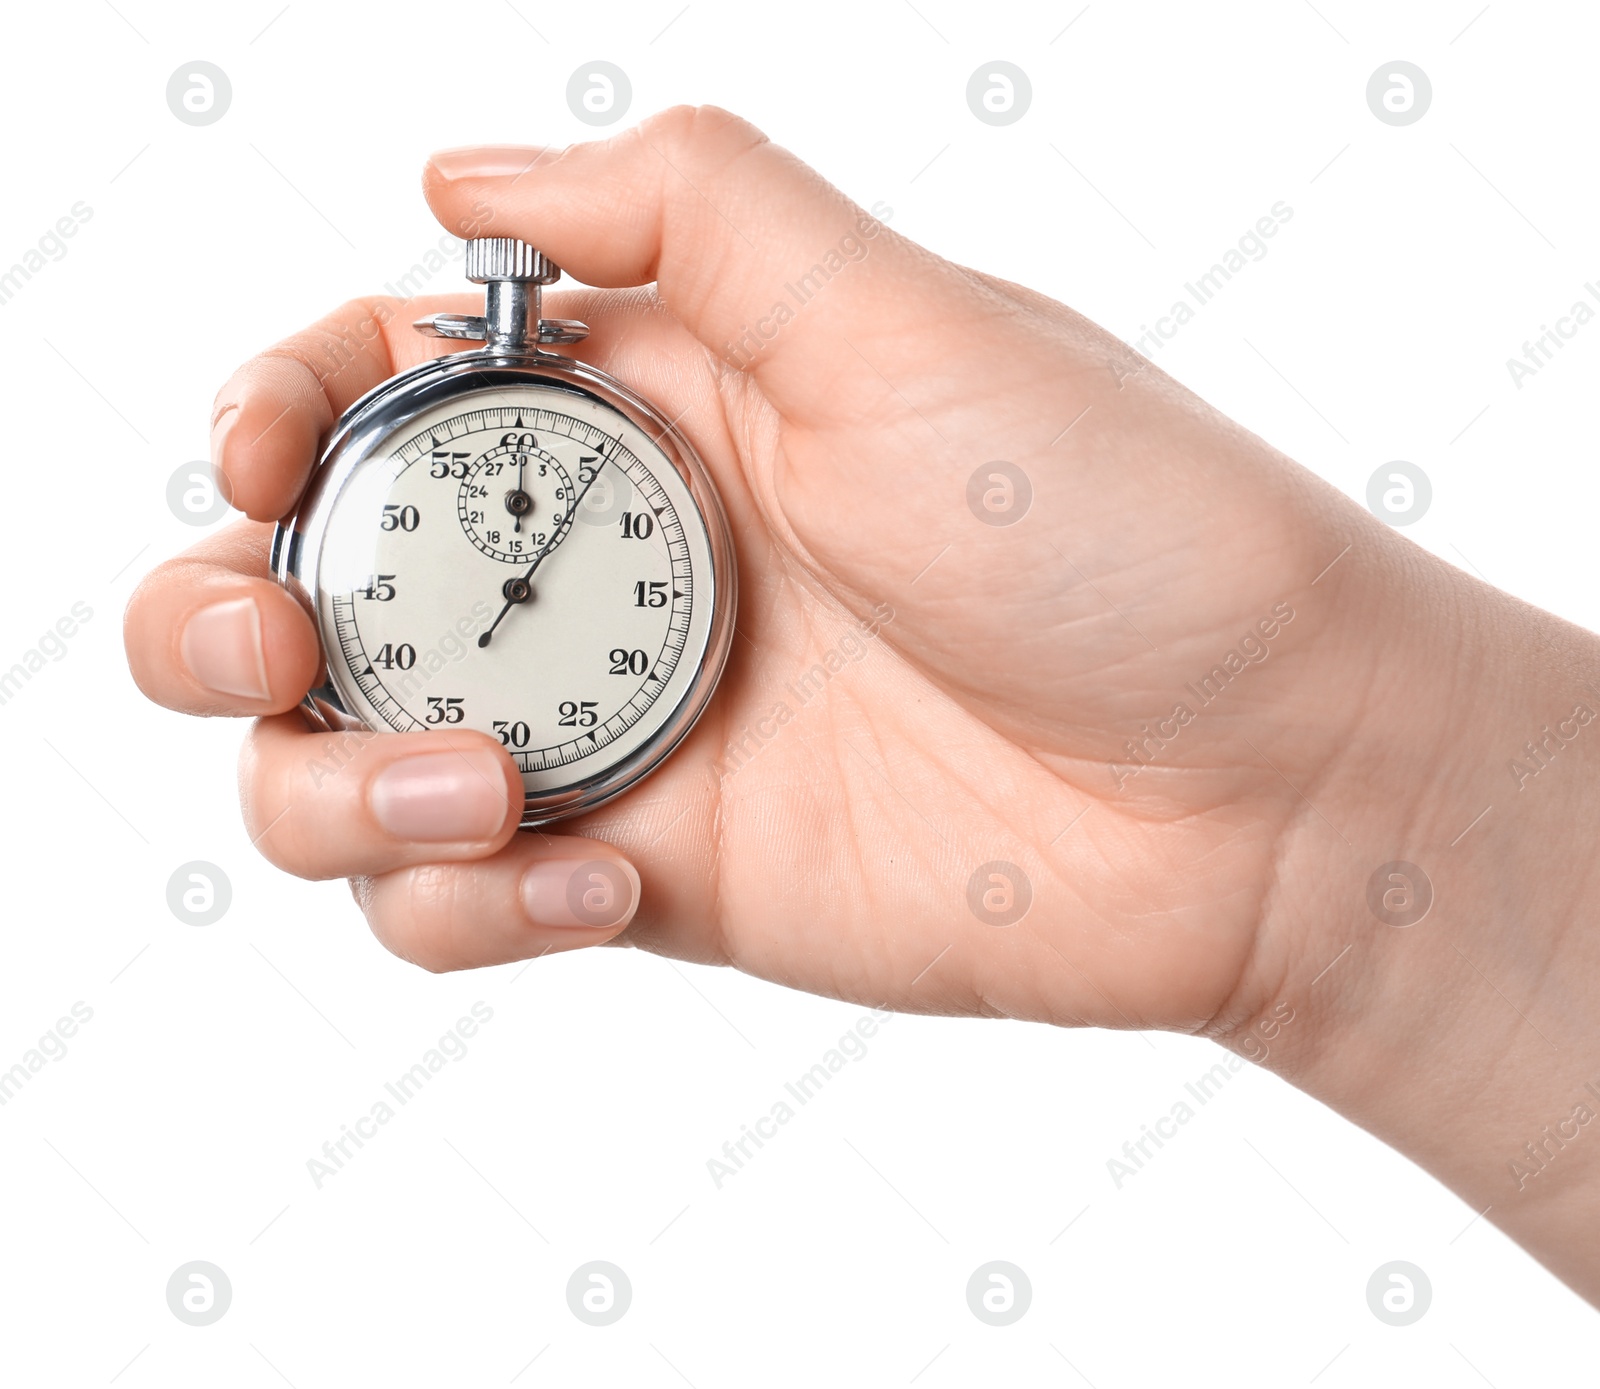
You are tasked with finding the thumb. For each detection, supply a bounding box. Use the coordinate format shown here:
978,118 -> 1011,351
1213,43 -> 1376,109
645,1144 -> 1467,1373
421,105 -> 955,418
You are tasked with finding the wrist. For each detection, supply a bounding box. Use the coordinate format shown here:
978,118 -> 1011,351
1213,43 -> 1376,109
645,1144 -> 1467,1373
1237,539 -> 1600,1299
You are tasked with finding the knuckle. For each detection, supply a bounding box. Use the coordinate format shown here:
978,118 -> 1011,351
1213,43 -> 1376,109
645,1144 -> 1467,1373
640,103 -> 702,146
235,726 -> 324,877
252,298 -> 397,408
640,104 -> 766,167
300,723 -> 384,790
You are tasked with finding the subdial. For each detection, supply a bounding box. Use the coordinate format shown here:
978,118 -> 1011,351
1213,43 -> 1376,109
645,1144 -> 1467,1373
456,444 -> 574,563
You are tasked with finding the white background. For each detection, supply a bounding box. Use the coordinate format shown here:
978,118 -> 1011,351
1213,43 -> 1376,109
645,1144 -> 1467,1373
1,0 -> 1595,1383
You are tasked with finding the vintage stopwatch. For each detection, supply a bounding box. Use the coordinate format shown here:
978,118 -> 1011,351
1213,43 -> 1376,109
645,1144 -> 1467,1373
273,237 -> 736,826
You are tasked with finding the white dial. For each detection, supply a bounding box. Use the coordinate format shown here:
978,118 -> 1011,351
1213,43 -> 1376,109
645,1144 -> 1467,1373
311,383 -> 718,806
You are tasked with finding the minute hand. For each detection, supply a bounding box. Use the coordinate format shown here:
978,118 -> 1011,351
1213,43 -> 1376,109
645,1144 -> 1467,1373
477,455 -> 607,649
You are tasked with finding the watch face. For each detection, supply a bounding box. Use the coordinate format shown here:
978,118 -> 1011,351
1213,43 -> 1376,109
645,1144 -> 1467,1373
297,372 -> 728,821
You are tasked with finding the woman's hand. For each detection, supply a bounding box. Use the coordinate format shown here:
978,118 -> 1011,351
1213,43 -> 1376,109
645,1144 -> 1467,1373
126,105 -> 1361,1024
124,106 -> 1600,1302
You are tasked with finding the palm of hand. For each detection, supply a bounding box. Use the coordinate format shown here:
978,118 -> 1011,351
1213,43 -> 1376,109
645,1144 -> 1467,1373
552,272 -> 1355,1036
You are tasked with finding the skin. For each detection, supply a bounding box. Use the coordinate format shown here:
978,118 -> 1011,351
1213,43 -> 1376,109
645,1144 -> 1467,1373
125,106 -> 1600,1304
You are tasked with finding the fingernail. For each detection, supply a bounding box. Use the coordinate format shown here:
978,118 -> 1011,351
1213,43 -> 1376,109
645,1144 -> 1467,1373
180,596 -> 270,701
210,405 -> 238,508
521,858 -> 639,929
369,750 -> 513,842
429,144 -> 552,180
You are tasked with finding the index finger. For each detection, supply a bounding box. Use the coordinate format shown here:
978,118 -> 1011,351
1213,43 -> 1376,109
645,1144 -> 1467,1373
210,294 -> 427,522
421,106 -> 931,422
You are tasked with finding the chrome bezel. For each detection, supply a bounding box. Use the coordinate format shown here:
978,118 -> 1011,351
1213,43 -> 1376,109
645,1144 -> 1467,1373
272,347 -> 736,828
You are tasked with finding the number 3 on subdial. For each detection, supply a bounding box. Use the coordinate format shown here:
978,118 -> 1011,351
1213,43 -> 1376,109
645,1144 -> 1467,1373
456,438 -> 573,562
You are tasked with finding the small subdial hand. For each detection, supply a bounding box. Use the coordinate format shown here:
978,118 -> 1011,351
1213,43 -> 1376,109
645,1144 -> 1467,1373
508,453 -> 529,533
478,455 -> 608,649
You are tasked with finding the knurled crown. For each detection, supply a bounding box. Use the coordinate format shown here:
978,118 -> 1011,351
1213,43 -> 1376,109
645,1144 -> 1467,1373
464,238 -> 560,285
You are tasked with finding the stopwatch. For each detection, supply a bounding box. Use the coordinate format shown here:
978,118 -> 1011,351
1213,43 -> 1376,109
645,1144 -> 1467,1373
273,237 -> 736,826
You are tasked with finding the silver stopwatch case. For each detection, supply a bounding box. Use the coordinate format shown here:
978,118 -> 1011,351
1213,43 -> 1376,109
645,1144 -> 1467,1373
271,239 -> 737,827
